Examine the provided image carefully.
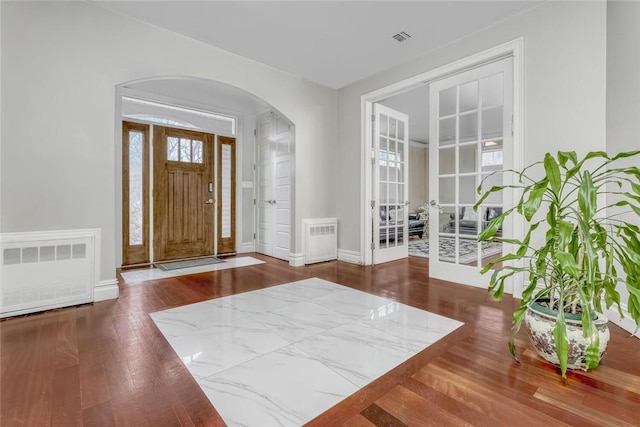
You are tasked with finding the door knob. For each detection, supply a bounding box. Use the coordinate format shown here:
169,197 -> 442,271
205,199 -> 214,204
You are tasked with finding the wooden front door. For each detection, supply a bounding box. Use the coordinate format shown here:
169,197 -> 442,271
153,126 -> 215,261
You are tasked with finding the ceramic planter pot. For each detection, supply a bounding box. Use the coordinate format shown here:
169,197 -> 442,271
524,300 -> 610,371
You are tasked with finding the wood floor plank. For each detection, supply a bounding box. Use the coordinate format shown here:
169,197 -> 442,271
534,386 -> 638,427
361,403 -> 410,427
51,364 -> 83,425
412,364 -> 569,427
1,254 -> 639,426
82,401 -> 117,427
343,413 -> 379,427
375,384 -> 471,426
400,377 -> 497,427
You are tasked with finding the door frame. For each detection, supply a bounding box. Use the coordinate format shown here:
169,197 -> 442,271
360,39 -> 524,292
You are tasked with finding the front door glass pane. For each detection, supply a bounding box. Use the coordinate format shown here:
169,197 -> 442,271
129,131 -> 143,245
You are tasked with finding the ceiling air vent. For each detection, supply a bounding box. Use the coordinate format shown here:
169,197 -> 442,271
392,31 -> 411,43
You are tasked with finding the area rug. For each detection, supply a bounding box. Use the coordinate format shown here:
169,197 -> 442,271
409,237 -> 502,264
155,256 -> 224,271
150,278 -> 463,426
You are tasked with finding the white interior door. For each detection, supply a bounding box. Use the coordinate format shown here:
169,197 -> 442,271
256,111 -> 291,261
428,58 -> 513,287
373,103 -> 409,264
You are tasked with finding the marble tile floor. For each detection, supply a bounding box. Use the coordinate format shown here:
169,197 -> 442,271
120,256 -> 265,284
150,277 -> 464,426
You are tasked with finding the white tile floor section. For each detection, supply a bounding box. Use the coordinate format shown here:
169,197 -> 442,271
150,277 -> 464,427
120,256 -> 265,284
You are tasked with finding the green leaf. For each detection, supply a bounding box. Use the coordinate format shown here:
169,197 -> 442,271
553,312 -> 569,377
581,312 -> 601,370
523,181 -> 547,221
611,150 -> 640,161
578,170 -> 596,221
557,151 -> 578,168
557,221 -> 575,251
554,251 -> 579,279
544,153 -> 562,195
478,215 -> 505,241
547,203 -> 557,229
584,151 -> 609,161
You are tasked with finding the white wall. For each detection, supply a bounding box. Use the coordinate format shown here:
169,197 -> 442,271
336,1 -> 607,255
606,0 -> 640,336
0,1 -> 337,282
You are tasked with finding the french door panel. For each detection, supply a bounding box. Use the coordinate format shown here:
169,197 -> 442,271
428,58 -> 513,287
373,103 -> 409,264
153,126 -> 214,262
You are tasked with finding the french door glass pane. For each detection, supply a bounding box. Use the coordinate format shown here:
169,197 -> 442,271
459,176 -> 477,205
481,74 -> 503,107
439,117 -> 456,146
439,87 -> 456,116
439,206 -> 456,234
482,106 -> 503,139
459,144 -> 478,174
460,81 -> 478,112
439,147 -> 455,174
439,177 -> 455,204
459,112 -> 478,143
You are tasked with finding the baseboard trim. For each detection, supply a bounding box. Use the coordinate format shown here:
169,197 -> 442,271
239,242 -> 255,253
289,253 -> 305,267
94,279 -> 119,301
337,249 -> 362,265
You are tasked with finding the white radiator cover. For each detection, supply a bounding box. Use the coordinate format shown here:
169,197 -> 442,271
302,218 -> 338,264
1,229 -> 100,318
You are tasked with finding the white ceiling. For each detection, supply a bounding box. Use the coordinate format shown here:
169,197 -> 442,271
92,0 -> 544,89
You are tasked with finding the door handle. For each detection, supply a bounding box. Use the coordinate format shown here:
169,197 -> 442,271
205,199 -> 214,204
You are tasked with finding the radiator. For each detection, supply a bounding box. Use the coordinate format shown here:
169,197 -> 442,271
302,218 -> 338,264
1,229 -> 100,318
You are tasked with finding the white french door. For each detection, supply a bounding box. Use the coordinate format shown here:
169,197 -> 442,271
372,104 -> 410,264
428,58 -> 513,287
256,111 -> 292,261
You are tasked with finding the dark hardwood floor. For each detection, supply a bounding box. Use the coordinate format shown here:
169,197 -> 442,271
1,254 -> 639,426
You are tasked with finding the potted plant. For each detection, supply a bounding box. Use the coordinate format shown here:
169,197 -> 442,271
474,150 -> 640,377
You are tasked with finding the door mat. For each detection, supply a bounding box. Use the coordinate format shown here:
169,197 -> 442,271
155,257 -> 224,271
